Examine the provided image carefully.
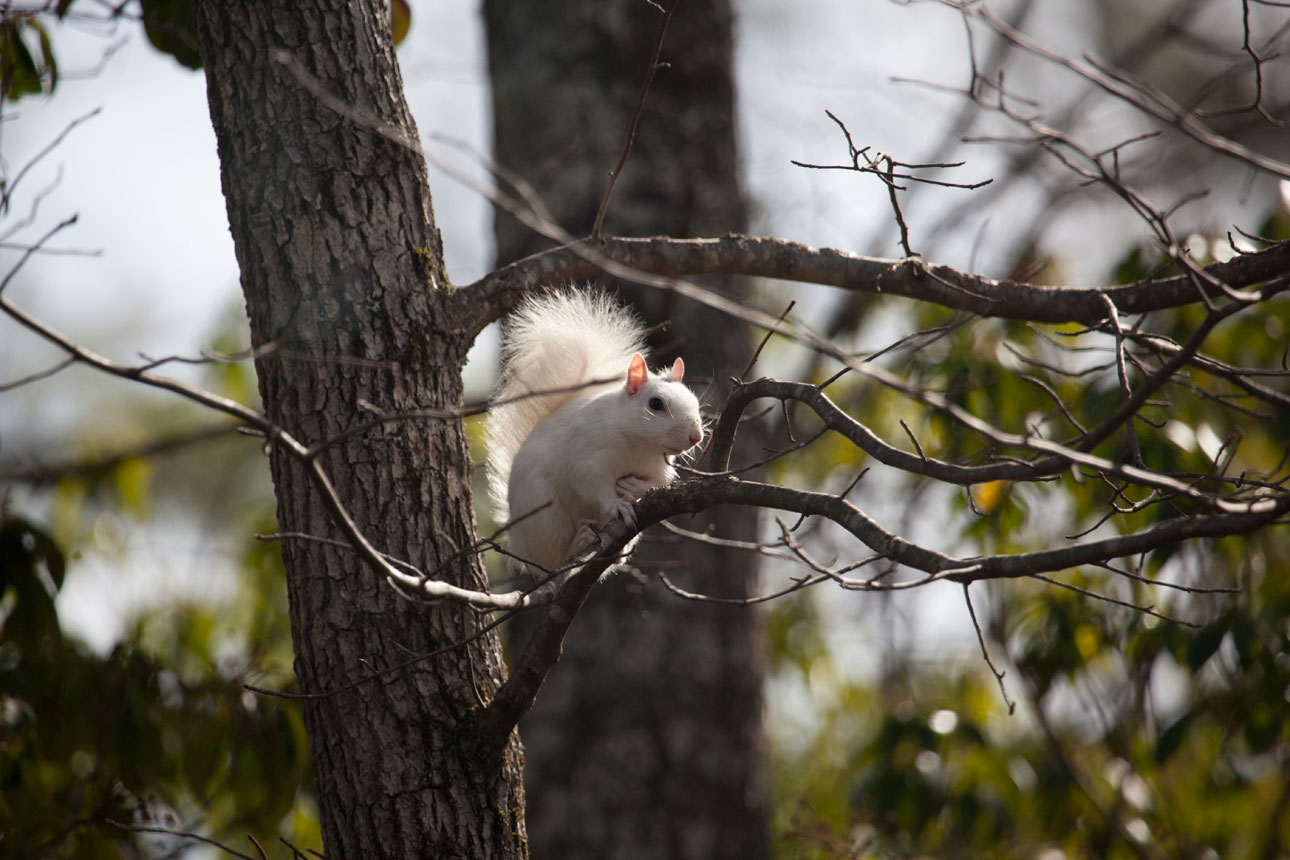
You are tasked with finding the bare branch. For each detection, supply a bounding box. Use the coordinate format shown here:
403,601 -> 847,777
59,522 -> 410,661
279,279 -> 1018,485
1031,573 -> 1199,628
1,108 -> 101,214
964,584 -> 1015,714
460,233 -> 1290,336
244,605 -> 521,702
1100,294 -> 1144,466
0,214 -> 78,296
738,299 -> 795,382
104,819 -> 259,860
639,474 -> 1289,585
951,0 -> 1290,179
654,565 -> 832,606
0,423 -> 238,485
704,376 -> 1284,515
0,355 -> 74,393
475,528 -> 625,761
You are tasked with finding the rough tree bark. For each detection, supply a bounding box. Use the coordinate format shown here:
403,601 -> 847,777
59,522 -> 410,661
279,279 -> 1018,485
486,2 -> 769,857
192,2 -> 527,857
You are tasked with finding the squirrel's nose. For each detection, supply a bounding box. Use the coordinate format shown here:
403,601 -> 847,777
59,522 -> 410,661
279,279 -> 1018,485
689,426 -> 702,446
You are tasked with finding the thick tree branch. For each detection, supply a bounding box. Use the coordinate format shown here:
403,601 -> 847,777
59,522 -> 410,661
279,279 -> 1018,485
476,534 -> 623,762
650,475 -> 1289,584
474,466 -> 1288,753
457,234 -> 1290,336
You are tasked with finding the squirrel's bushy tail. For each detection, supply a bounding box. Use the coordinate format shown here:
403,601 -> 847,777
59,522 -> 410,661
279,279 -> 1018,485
485,289 -> 647,523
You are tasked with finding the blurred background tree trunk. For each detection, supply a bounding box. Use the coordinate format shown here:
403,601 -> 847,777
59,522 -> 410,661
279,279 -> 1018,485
485,1 -> 770,857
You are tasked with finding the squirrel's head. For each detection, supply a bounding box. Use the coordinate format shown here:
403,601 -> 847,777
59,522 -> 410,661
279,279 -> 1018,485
624,353 -> 704,456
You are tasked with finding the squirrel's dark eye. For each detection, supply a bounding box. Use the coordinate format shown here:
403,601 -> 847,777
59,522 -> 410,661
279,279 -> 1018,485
648,396 -> 665,411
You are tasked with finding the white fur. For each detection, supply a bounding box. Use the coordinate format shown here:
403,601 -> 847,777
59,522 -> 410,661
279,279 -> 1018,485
485,289 -> 704,576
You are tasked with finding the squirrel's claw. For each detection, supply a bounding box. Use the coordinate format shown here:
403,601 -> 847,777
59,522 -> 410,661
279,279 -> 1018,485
612,474 -> 658,529
610,493 -> 638,528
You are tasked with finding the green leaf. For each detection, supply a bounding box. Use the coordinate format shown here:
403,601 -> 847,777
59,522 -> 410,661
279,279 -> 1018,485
1230,618 -> 1259,669
68,830 -> 125,860
138,0 -> 202,70
1259,210 -> 1289,242
1185,618 -> 1226,671
0,513 -> 66,651
112,456 -> 153,518
1155,713 -> 1191,763
30,17 -> 57,92
1,19 -> 44,100
391,0 -> 412,46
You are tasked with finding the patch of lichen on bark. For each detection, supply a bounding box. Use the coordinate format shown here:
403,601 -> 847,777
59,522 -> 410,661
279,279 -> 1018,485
413,245 -> 449,288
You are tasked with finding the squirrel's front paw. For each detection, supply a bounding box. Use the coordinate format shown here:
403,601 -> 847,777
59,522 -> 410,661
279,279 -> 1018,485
609,493 -> 639,528
614,474 -> 657,501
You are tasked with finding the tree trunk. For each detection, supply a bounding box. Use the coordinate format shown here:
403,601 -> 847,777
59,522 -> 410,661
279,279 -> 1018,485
192,2 -> 527,857
486,2 -> 770,857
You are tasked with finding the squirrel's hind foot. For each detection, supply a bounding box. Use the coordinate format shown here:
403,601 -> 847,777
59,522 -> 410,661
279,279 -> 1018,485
570,519 -> 634,569
571,521 -> 602,556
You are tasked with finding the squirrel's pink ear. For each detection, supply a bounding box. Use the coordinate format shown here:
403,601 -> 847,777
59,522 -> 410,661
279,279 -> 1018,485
626,353 -> 648,395
669,357 -> 685,381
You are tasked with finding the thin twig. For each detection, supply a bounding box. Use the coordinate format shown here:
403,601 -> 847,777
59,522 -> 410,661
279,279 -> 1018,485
0,356 -> 74,392
0,423 -> 239,484
244,606 -> 521,702
0,215 -> 78,296
104,820 -> 259,860
963,584 -> 1016,713
1031,572 -> 1199,627
590,0 -> 681,239
739,299 -> 795,381
1100,294 -> 1144,466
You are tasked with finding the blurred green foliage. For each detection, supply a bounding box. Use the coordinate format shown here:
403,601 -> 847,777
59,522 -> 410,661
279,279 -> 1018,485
1,318 -> 316,859
771,563 -> 1290,859
0,13 -> 58,102
136,0 -> 201,70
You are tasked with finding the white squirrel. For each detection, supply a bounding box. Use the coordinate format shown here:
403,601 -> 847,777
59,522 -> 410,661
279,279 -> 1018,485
485,289 -> 705,578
